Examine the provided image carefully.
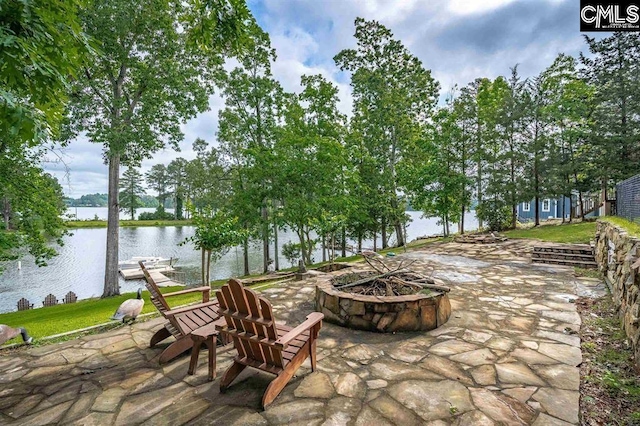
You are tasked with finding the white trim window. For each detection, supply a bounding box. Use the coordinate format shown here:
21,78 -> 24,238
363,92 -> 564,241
542,199 -> 551,212
522,201 -> 530,212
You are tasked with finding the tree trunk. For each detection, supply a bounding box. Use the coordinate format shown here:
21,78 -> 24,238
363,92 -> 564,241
322,235 -> 326,263
176,196 -> 183,220
243,238 -> 249,276
390,198 -> 405,247
297,228 -> 307,266
305,229 -> 313,264
357,234 -> 362,252
341,227 -> 346,258
273,200 -> 279,271
578,191 -> 585,220
2,197 -> 10,230
261,204 -> 269,273
381,218 -> 387,249
103,154 -> 121,297
206,250 -> 212,285
373,230 -> 377,252
201,247 -> 206,286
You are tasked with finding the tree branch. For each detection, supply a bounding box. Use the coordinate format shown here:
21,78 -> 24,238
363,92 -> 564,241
83,68 -> 111,112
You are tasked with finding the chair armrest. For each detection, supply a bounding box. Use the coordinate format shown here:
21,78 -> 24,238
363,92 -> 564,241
275,312 -> 324,349
164,300 -> 219,318
163,286 -> 211,298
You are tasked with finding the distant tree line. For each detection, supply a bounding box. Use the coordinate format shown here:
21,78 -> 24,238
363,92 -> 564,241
63,193 -> 158,209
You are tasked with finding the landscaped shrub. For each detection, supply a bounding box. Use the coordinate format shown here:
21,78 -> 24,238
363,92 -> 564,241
138,210 -> 175,221
282,242 -> 301,268
477,201 -> 511,232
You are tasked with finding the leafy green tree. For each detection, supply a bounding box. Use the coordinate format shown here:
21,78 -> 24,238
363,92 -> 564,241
182,208 -> 245,286
0,0 -> 89,271
502,68 -> 529,228
581,33 -> 640,186
186,139 -> 229,214
543,54 -> 595,220
119,167 -> 145,220
167,158 -> 188,220
62,0 -> 253,297
274,76 -> 347,264
0,158 -> 67,269
218,27 -> 282,274
335,18 -> 439,247
402,107 -> 466,236
281,241 -> 301,268
146,164 -> 170,213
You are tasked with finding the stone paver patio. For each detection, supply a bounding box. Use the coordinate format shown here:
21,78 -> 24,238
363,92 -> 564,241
0,240 -> 606,425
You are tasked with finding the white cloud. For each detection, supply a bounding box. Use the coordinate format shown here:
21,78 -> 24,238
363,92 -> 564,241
448,0 -> 517,15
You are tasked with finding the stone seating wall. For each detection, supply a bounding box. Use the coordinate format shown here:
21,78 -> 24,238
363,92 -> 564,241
594,220 -> 640,369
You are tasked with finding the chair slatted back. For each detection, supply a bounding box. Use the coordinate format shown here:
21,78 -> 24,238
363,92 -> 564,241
139,261 -> 171,312
216,279 -> 284,370
17,298 -> 33,311
43,294 -> 58,307
64,291 -> 77,304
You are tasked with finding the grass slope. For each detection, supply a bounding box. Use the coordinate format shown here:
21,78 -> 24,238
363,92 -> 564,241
503,221 -> 596,244
600,216 -> 640,237
0,285 -> 204,341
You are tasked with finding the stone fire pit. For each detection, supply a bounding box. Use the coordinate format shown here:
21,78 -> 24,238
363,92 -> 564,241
315,270 -> 451,332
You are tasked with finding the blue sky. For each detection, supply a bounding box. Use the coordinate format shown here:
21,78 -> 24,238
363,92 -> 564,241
49,0 -> 589,197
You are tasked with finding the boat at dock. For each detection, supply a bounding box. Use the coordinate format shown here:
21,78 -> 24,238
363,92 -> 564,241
118,257 -> 179,280
118,256 -> 178,270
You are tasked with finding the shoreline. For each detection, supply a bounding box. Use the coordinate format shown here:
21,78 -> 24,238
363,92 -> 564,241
65,219 -> 193,228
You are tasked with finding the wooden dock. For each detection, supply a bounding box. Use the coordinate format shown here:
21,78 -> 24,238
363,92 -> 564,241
119,265 -> 178,284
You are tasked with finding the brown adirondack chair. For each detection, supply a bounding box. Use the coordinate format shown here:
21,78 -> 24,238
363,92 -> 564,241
140,261 -> 225,364
63,291 -> 78,304
17,298 -> 33,311
215,279 -> 324,409
43,294 -> 58,307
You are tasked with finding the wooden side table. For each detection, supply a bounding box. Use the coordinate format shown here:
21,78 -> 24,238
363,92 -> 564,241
188,323 -> 219,381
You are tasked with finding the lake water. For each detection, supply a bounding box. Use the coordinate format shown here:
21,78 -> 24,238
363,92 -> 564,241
0,209 -> 477,313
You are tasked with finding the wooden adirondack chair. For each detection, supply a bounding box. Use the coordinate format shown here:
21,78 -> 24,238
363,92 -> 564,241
43,294 -> 58,307
17,298 -> 33,311
215,279 -> 324,409
140,261 -> 225,364
63,291 -> 78,304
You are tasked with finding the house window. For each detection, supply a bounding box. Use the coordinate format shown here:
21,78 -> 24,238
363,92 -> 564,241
522,202 -> 530,212
542,199 -> 550,212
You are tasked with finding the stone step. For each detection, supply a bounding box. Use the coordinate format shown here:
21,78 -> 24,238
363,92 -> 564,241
531,252 -> 595,261
533,246 -> 593,256
531,257 -> 598,269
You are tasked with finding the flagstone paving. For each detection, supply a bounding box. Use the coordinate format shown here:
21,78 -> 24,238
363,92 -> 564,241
0,240 -> 606,425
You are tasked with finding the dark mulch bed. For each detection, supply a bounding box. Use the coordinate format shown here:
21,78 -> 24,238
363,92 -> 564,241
577,296 -> 640,425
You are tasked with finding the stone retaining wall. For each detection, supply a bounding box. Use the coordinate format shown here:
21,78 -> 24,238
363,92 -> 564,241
594,220 -> 640,368
315,275 -> 451,332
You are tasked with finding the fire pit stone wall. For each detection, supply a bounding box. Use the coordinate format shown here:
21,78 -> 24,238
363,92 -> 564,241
315,275 -> 451,332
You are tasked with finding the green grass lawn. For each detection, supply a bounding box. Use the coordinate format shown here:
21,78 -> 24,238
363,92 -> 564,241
503,221 -> 597,244
65,219 -> 193,228
0,285 -> 206,342
601,216 -> 640,237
